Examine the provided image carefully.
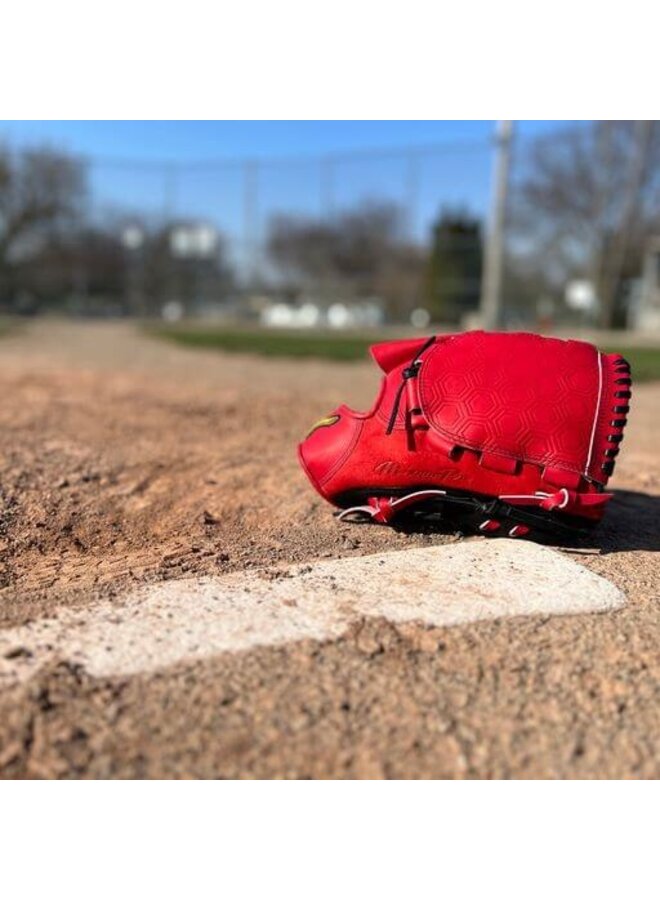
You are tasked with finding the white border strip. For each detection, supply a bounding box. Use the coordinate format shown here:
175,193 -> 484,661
584,350 -> 603,476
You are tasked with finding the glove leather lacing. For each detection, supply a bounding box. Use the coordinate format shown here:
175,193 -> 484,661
385,335 -> 436,435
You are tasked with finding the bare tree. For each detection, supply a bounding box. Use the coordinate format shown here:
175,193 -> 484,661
267,214 -> 338,291
512,121 -> 660,327
0,145 -> 86,308
267,201 -> 425,315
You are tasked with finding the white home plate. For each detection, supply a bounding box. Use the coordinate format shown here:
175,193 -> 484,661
0,540 -> 624,685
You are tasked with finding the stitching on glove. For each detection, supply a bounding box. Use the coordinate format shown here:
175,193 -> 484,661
584,349 -> 604,476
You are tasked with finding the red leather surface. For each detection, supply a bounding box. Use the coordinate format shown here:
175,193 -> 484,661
418,332 -> 598,477
370,337 -> 430,373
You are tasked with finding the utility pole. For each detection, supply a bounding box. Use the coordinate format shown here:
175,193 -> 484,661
479,120 -> 513,330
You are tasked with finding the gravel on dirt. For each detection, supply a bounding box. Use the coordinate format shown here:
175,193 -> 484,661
0,320 -> 658,778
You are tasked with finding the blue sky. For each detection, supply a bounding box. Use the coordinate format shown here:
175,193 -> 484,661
0,121 -> 576,163
0,121 -> 581,257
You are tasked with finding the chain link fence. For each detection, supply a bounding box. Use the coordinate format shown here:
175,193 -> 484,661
79,137 -> 494,325
2,123 -> 658,328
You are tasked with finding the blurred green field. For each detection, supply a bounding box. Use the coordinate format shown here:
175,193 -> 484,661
151,325 -> 376,362
610,347 -> 660,382
152,325 -> 660,381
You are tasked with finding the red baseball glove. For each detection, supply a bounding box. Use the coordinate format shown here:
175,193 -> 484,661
298,331 -> 632,540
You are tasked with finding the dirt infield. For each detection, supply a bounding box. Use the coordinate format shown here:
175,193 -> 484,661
1,320 -> 659,778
